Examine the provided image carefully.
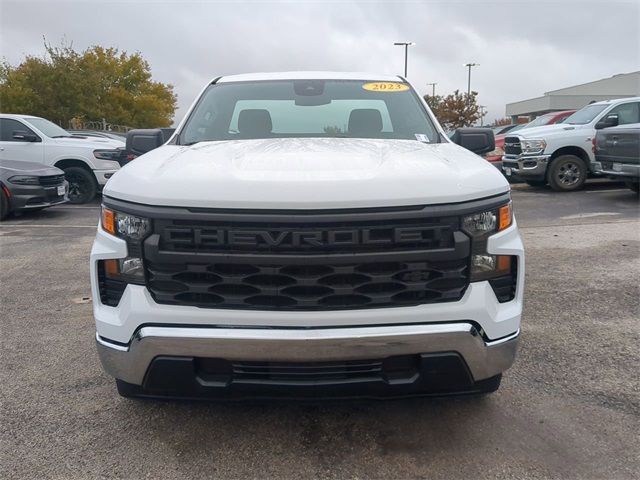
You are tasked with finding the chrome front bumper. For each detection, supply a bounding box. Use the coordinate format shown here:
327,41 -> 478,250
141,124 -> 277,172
502,154 -> 550,178
96,322 -> 519,386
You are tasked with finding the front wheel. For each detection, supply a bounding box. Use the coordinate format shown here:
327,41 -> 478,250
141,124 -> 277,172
626,181 -> 640,194
64,166 -> 97,204
0,189 -> 9,220
547,155 -> 587,192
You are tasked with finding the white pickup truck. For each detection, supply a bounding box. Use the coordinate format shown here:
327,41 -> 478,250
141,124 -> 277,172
91,72 -> 524,400
502,97 -> 640,190
0,114 -> 126,203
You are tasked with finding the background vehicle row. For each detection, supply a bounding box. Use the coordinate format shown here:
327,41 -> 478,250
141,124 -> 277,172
501,97 -> 640,191
0,114 -> 127,203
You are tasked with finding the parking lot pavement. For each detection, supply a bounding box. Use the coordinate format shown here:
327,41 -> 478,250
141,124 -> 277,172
1,183 -> 638,479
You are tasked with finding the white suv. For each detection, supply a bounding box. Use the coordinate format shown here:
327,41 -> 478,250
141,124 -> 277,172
0,114 -> 125,203
502,97 -> 640,190
91,72 -> 524,399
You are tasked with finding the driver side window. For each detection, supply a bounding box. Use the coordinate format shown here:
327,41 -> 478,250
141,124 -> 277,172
606,102 -> 640,126
0,118 -> 37,142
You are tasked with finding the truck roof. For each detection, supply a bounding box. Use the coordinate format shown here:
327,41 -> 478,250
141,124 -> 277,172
216,71 -> 404,83
589,96 -> 640,106
0,113 -> 42,120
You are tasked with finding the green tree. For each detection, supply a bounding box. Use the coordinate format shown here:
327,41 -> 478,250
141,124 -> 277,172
424,90 -> 482,131
492,117 -> 512,126
0,41 -> 177,128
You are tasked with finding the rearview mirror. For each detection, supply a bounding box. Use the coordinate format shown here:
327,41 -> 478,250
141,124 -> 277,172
12,130 -> 39,142
595,114 -> 619,130
125,129 -> 166,156
451,128 -> 495,155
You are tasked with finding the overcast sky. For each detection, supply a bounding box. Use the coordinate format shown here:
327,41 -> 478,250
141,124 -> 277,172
1,0 -> 638,125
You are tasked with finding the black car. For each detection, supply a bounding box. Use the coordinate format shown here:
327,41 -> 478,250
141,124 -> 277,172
0,160 -> 68,220
594,124 -> 640,194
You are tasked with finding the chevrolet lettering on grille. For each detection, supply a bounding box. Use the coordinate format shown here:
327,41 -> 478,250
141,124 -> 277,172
162,225 -> 446,251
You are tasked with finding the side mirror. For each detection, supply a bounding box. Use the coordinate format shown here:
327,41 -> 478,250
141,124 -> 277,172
595,114 -> 619,130
126,129 -> 165,156
12,130 -> 39,142
451,127 -> 495,155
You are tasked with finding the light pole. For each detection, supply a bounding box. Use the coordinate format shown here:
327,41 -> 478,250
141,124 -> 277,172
394,42 -> 415,77
426,82 -> 437,97
464,63 -> 479,96
479,105 -> 487,126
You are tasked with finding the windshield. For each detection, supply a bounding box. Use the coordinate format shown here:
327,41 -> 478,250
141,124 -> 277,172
524,113 -> 554,128
24,117 -> 71,138
509,124 -> 526,133
563,104 -> 608,125
180,80 -> 438,144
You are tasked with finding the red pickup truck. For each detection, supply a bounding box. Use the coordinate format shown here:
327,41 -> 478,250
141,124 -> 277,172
485,110 -> 576,165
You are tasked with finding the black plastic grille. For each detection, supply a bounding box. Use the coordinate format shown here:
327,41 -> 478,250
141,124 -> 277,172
232,359 -> 384,382
97,261 -> 127,307
488,258 -> 517,303
146,258 -> 469,310
194,355 -> 423,385
38,174 -> 65,187
136,205 -> 475,311
155,217 -> 457,254
503,136 -> 522,156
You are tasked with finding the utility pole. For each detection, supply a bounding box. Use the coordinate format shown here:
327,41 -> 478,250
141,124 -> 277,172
464,63 -> 479,97
426,82 -> 437,96
479,105 -> 487,126
394,42 -> 415,77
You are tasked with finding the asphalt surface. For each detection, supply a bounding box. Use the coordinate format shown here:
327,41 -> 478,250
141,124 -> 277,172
1,181 -> 638,479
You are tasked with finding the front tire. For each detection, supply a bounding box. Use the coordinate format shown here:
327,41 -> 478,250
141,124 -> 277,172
0,189 -> 9,220
64,166 -> 97,204
547,155 -> 587,192
625,181 -> 640,194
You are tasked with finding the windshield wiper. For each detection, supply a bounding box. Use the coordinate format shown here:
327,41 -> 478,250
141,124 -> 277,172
52,135 -> 74,138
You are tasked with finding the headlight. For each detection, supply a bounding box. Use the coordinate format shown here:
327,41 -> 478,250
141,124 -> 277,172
462,202 -> 516,283
99,205 -> 151,290
520,139 -> 546,154
94,149 -> 123,160
462,202 -> 512,238
8,175 -> 40,185
101,205 -> 151,240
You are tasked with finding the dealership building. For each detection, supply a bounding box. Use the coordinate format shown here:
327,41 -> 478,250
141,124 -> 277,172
505,71 -> 640,122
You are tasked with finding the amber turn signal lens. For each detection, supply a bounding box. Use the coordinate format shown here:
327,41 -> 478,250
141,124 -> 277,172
103,259 -> 120,278
101,207 -> 115,235
496,255 -> 512,274
498,203 -> 512,231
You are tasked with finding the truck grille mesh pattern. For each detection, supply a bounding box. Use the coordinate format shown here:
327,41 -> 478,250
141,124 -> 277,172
140,208 -> 471,311
146,258 -> 468,310
231,359 -> 385,382
503,137 -> 522,156
38,174 -> 66,187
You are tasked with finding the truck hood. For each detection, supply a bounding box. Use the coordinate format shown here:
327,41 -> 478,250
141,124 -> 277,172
511,123 -> 585,139
104,138 -> 509,209
51,136 -> 125,148
0,159 -> 63,177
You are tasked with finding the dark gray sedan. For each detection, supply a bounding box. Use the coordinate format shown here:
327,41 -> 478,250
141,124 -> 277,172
0,160 -> 68,220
